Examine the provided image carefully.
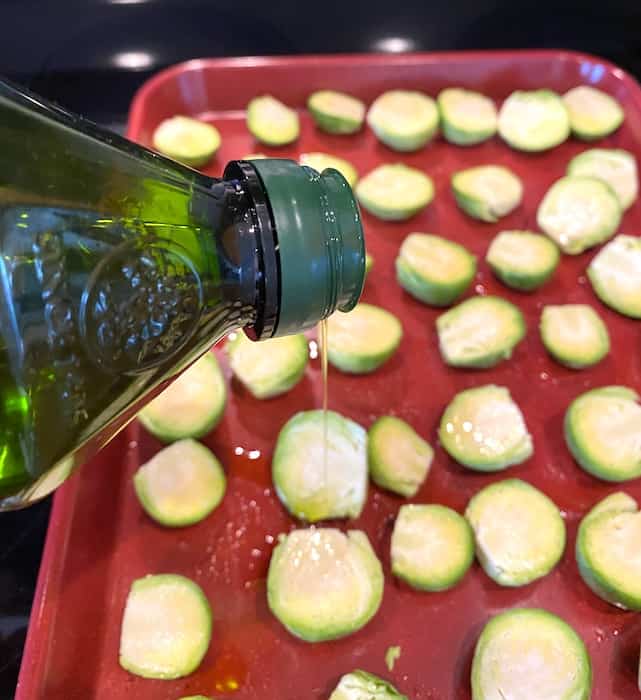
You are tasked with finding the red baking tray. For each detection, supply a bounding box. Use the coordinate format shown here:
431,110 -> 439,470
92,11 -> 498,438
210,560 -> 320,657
17,51 -> 641,699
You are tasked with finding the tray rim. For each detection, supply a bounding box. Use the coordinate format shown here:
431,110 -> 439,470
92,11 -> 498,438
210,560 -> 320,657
16,48 -> 641,699
126,49 -> 641,140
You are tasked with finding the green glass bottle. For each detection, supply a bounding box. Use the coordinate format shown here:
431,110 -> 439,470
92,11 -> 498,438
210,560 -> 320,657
0,79 -> 365,510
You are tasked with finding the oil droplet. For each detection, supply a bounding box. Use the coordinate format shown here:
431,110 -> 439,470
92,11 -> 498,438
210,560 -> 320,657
215,678 -> 240,692
308,339 -> 319,359
234,446 -> 244,456
475,284 -> 486,295
248,449 -> 261,460
540,372 -> 549,381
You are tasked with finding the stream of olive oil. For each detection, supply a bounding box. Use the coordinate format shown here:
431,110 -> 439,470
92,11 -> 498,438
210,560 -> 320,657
319,319 -> 329,508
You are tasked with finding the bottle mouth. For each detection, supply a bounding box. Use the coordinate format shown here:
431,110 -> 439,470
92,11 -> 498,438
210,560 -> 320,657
247,158 -> 365,338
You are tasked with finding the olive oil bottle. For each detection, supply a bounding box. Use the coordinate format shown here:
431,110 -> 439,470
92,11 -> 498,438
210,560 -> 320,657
0,79 -> 365,509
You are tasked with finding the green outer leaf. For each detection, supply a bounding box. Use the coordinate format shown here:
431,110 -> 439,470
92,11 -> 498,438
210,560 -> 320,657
267,530 -> 384,642
307,90 -> 365,134
539,304 -> 610,369
368,416 -> 433,497
437,87 -> 497,146
438,385 -> 532,471
471,608 -> 592,700
133,439 -> 226,527
465,479 -> 566,586
451,166 -> 523,223
395,233 -> 476,307
587,235 -> 641,318
119,574 -> 212,680
486,230 -> 559,292
355,164 -> 434,221
138,353 -> 227,442
327,303 -> 403,374
563,86 -> 624,140
226,332 -> 308,399
385,646 -> 401,672
576,506 -> 641,610
272,409 -> 367,522
536,176 -> 621,255
330,670 -> 408,700
498,89 -> 570,152
564,386 -> 641,481
367,90 -> 439,152
247,95 -> 300,145
391,504 -> 474,591
436,296 -> 526,369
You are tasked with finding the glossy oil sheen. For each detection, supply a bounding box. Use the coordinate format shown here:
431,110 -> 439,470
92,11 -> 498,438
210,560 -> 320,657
17,52 -> 641,700
319,317 -> 329,507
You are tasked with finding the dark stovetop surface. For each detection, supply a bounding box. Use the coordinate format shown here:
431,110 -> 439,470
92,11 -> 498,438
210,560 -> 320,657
2,0 -> 641,696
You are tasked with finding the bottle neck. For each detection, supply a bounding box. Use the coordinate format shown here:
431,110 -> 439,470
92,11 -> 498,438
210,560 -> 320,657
217,161 -> 280,341
1,77 -> 365,345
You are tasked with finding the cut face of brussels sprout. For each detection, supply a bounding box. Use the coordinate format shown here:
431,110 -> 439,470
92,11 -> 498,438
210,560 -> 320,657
133,439 -> 226,527
367,90 -> 439,151
299,152 -> 358,187
567,148 -> 638,210
437,87 -> 497,145
152,115 -> 221,167
451,165 -> 523,222
588,235 -> 641,318
439,385 -> 532,472
471,608 -> 592,700
226,331 -> 308,399
436,296 -> 526,369
119,574 -> 212,680
465,479 -> 566,586
540,304 -> 610,369
368,416 -> 433,497
267,529 -> 384,642
395,233 -> 476,307
355,164 -> 435,221
272,410 -> 367,522
486,230 -> 559,292
330,670 -> 408,700
536,176 -> 621,255
498,89 -> 570,152
563,85 -> 624,140
576,496 -> 641,610
327,303 -> 403,374
564,386 -> 641,482
139,352 -> 227,442
307,90 -> 366,134
391,504 -> 474,591
246,95 -> 300,145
